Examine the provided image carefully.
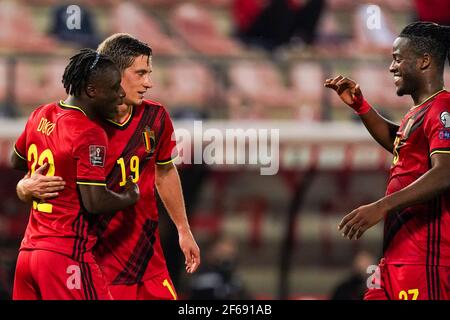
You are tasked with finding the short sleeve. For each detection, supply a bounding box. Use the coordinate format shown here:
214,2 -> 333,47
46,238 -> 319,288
156,109 -> 178,165
73,126 -> 108,186
14,129 -> 27,161
14,111 -> 36,161
424,96 -> 450,156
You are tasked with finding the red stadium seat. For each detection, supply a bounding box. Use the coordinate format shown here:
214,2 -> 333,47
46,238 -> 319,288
0,59 -> 6,102
164,61 -> 217,108
170,3 -> 242,56
14,60 -> 66,114
0,1 -> 57,53
290,62 -> 324,121
228,60 -> 318,120
352,3 -> 398,54
110,2 -> 183,55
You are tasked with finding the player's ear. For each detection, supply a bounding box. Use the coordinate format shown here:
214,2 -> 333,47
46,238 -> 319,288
85,84 -> 96,98
419,53 -> 431,70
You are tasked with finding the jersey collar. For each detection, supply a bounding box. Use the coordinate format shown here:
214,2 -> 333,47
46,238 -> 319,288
58,100 -> 87,116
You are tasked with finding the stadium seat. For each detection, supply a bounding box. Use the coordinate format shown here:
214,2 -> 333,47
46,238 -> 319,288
164,61 -> 217,109
110,2 -> 183,55
170,3 -> 242,56
0,59 -> 6,102
227,60 -> 317,120
352,3 -> 398,54
14,60 -> 66,113
0,1 -> 57,53
290,62 -> 324,121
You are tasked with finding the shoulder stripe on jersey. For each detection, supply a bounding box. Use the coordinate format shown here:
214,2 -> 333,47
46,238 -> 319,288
156,156 -> 178,165
59,100 -> 87,116
76,181 -> 107,186
13,145 -> 26,160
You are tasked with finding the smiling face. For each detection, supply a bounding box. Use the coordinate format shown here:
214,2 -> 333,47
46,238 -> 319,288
120,55 -> 153,107
389,37 -> 423,97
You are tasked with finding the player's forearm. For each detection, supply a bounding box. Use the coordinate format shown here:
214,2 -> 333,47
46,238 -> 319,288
379,165 -> 450,214
156,164 -> 190,231
359,108 -> 399,153
79,185 -> 138,215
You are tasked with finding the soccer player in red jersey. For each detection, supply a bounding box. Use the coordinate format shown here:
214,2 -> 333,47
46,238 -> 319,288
18,34 -> 201,300
11,49 -> 140,300
325,22 -> 450,300
93,33 -> 200,300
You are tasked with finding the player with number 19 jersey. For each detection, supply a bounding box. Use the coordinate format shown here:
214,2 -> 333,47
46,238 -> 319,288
94,99 -> 177,298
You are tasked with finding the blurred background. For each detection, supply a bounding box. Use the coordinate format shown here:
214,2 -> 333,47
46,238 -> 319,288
0,0 -> 449,300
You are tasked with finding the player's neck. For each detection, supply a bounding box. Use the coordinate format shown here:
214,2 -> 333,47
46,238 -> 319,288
114,103 -> 132,123
411,78 -> 444,106
63,96 -> 95,120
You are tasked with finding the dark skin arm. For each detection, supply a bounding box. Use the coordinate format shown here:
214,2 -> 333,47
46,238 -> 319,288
78,176 -> 139,215
339,153 -> 450,240
324,75 -> 399,153
12,151 -> 139,214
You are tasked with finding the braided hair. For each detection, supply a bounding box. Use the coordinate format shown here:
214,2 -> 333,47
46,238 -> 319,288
62,48 -> 116,97
399,22 -> 450,71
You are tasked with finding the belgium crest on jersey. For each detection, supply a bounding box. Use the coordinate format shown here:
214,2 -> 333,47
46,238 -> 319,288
143,126 -> 156,155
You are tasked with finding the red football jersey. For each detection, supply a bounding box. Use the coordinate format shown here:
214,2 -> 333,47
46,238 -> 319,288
94,99 -> 177,284
384,90 -> 450,266
14,101 -> 108,263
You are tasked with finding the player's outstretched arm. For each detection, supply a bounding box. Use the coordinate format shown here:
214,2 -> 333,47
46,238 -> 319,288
78,176 -> 139,215
324,75 -> 399,153
155,162 -> 201,274
339,153 -> 450,240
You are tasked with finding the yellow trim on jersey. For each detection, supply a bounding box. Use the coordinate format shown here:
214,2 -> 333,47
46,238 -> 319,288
76,181 -> 107,186
156,156 -> 178,165
33,201 -> 52,213
411,89 -> 446,110
430,150 -> 450,157
107,106 -> 133,127
59,100 -> 87,116
14,145 -> 26,160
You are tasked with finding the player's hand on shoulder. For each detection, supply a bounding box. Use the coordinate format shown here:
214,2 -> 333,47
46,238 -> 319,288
324,75 -> 363,110
124,175 -> 140,203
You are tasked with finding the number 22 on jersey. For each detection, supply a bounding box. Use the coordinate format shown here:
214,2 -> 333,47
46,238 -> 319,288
27,143 -> 54,213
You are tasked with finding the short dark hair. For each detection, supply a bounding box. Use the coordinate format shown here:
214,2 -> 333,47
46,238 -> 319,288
97,33 -> 152,72
399,21 -> 450,71
62,48 -> 116,96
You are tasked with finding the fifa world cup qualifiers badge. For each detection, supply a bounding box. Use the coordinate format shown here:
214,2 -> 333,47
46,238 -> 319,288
89,145 -> 106,167
439,111 -> 450,140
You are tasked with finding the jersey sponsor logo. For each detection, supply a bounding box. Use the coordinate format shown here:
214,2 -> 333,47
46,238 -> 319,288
37,117 -> 56,136
438,129 -> 450,140
142,126 -> 156,155
440,111 -> 450,128
89,145 -> 106,167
